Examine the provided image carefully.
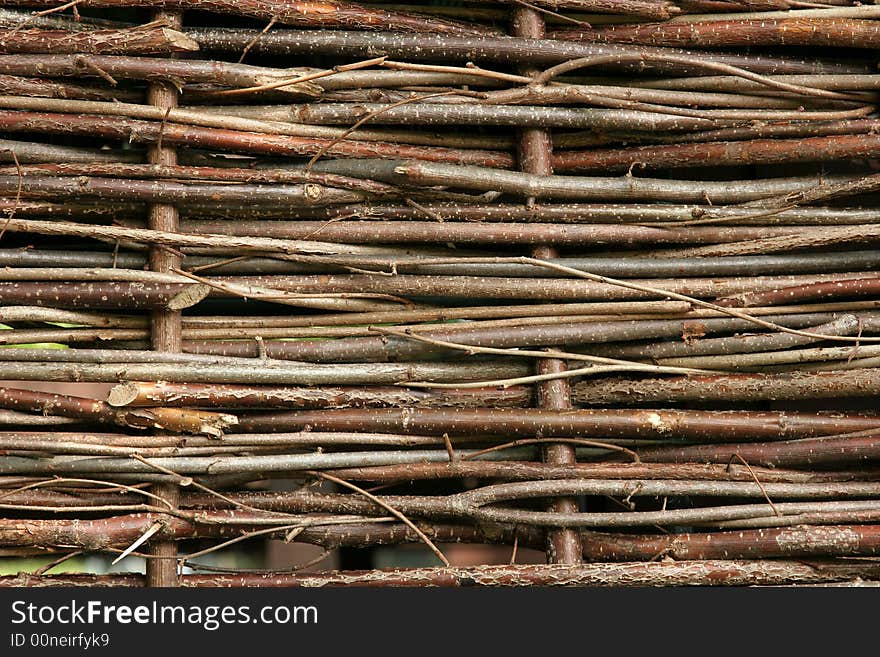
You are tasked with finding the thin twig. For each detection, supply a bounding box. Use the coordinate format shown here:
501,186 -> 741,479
308,470 -> 450,567
728,454 -> 781,517
207,56 -> 387,97
461,438 -> 640,462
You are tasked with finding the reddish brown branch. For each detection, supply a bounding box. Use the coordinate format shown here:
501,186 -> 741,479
0,24 -> 198,54
558,19 -> 880,49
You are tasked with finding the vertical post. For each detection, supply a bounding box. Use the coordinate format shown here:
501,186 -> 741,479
146,9 -> 183,588
512,7 -> 583,565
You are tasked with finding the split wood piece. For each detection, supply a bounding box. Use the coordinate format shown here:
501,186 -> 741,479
573,369 -> 880,405
107,382 -> 532,410
0,111 -> 512,168
0,24 -> 198,54
234,408 -> 880,441
0,387 -> 235,437
184,311 -> 848,362
557,18 -> 880,49
0,1 -> 486,35
554,133 -> 880,174
187,29 -> 867,75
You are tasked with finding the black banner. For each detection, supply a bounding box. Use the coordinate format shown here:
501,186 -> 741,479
0,586 -> 871,653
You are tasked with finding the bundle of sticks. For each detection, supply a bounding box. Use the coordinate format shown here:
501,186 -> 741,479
1,0 -> 880,587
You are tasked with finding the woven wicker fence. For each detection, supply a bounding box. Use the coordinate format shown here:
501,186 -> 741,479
1,0 -> 880,587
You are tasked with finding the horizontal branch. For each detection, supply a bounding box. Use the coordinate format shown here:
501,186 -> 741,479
0,359 -> 529,385
0,111 -> 511,167
6,560 -> 880,587
573,369 -> 880,405
184,311 -> 849,362
107,381 -> 532,410
555,133 -> 880,173
0,0 -> 486,34
187,28 -> 865,75
234,407 -> 880,441
321,158 -> 854,203
561,18 -> 880,49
